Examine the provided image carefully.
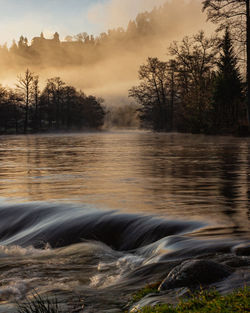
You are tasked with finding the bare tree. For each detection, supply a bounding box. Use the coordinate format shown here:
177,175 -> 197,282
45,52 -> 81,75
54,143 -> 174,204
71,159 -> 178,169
169,31 -> 217,131
129,57 -> 170,130
17,69 -> 34,133
46,77 -> 65,128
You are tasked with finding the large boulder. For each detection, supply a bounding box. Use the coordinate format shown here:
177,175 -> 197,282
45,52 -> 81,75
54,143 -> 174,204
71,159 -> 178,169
159,259 -> 233,291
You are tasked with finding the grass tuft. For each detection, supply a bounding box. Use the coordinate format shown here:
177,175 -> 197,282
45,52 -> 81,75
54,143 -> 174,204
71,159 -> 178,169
134,286 -> 250,313
17,293 -> 61,313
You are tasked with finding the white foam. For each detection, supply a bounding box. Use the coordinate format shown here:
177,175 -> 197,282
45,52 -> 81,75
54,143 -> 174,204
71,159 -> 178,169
90,254 -> 144,288
0,280 -> 32,301
0,245 -> 43,257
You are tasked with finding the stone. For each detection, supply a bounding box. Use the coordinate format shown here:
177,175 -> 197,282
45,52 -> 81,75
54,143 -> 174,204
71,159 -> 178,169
159,259 -> 233,291
232,244 -> 250,256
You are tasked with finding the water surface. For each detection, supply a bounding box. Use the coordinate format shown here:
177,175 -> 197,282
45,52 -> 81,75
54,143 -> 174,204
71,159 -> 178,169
0,131 -> 249,236
0,131 -> 249,312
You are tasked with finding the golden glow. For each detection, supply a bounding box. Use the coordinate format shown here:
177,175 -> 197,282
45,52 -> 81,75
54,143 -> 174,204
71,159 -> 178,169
0,0 -> 215,107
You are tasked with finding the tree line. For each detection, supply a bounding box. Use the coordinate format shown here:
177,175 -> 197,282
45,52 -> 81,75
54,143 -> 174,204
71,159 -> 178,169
0,70 -> 105,134
129,1 -> 247,135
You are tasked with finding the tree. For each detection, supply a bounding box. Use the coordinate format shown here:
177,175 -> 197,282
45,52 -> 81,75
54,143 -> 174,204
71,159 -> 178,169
6,89 -> 23,133
212,29 -> 243,131
80,95 -> 105,129
0,86 -> 22,133
167,60 -> 178,130
169,31 -> 217,132
129,57 -> 170,131
202,0 -> 250,122
31,75 -> 40,130
0,85 -> 8,132
46,77 -> 65,128
17,69 -> 34,133
39,79 -> 105,130
74,32 -> 88,43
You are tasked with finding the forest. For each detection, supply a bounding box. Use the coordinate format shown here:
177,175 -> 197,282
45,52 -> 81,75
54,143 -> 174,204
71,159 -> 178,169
130,0 -> 248,135
130,29 -> 244,134
0,71 -> 105,134
0,0 -> 248,135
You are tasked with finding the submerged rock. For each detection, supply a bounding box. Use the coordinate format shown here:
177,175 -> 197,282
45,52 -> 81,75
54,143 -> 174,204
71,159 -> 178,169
129,288 -> 189,313
159,259 -> 233,291
232,243 -> 250,256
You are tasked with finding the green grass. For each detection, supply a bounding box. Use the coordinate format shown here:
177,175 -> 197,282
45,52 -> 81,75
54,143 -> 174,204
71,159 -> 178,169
133,286 -> 250,313
131,282 -> 160,304
16,286 -> 250,313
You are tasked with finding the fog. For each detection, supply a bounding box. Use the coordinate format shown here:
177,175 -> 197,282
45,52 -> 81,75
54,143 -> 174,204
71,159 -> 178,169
0,0 -> 214,107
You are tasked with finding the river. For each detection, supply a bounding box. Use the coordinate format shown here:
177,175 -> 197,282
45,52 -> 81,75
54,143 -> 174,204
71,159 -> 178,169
0,131 -> 249,312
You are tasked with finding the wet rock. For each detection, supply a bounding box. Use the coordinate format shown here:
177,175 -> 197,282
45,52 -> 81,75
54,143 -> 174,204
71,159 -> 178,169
159,259 -> 233,291
129,288 -> 188,313
232,243 -> 250,256
222,257 -> 250,268
213,254 -> 250,267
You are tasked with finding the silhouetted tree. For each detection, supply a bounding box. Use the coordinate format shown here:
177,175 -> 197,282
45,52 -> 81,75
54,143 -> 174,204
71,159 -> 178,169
46,77 -> 65,128
212,28 -> 243,131
129,57 -> 170,131
0,86 -> 22,133
6,89 -> 23,133
81,95 -> 105,128
0,72 -> 105,134
30,75 -> 40,130
169,31 -> 217,132
0,86 -> 8,132
17,69 -> 34,133
202,0 -> 249,122
168,60 -> 178,130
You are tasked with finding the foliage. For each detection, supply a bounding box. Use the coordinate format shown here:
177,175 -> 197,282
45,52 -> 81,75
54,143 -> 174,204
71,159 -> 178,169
130,29 -> 245,135
133,287 -> 250,313
0,70 -> 105,134
202,0 -> 246,47
129,32 -> 218,133
129,57 -> 175,131
169,31 -> 217,133
202,0 -> 250,125
212,28 -> 244,131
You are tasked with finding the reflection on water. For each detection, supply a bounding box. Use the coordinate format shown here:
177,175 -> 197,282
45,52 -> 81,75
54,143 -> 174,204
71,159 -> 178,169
0,131 -> 249,237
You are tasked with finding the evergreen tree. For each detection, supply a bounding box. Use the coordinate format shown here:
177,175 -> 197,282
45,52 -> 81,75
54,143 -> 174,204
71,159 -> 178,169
212,29 -> 243,131
202,0 -> 249,123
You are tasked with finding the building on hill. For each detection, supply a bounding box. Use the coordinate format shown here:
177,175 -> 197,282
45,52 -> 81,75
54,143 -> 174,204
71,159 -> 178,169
31,32 -> 60,49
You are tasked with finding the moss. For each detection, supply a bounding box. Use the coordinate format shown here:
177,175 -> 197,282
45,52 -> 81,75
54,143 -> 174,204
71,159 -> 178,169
133,286 -> 250,313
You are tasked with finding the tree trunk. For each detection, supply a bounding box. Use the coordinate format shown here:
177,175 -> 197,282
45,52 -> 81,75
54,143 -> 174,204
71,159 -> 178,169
170,69 -> 175,131
24,89 -> 29,134
246,0 -> 250,124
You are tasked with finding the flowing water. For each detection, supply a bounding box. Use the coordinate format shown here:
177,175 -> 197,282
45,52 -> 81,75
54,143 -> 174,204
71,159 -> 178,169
0,131 -> 249,312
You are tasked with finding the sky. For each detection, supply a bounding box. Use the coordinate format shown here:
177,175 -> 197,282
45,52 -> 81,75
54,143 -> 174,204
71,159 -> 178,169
0,0 -> 167,45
